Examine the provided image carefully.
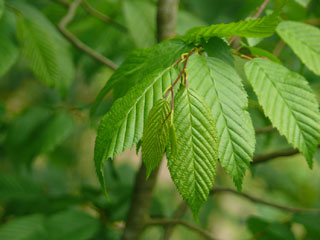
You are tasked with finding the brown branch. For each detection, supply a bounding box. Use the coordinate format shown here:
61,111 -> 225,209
145,218 -> 217,240
57,0 -> 118,70
157,0 -> 179,41
253,144 -> 320,165
253,0 -> 271,19
211,187 -> 320,214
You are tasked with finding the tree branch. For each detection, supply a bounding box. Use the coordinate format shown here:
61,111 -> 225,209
81,1 -> 127,32
121,1 -> 180,239
163,201 -> 188,240
255,126 -> 275,135
229,0 -> 271,45
145,218 -> 217,240
252,144 -> 320,165
57,0 -> 118,70
211,187 -> 320,214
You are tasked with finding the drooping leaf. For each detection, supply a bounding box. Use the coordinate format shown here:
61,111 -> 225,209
185,13 -> 280,44
90,39 -> 192,117
187,54 -> 255,190
0,35 -> 19,78
203,37 -> 234,66
94,64 -> 181,197
123,0 -> 156,48
15,2 -> 74,96
142,99 -> 172,178
167,88 -> 219,217
276,21 -> 320,75
245,58 -> 320,166
0,215 -> 46,240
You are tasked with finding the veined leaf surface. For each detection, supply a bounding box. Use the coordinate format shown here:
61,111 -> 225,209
187,54 -> 255,190
245,58 -> 320,166
167,88 -> 219,217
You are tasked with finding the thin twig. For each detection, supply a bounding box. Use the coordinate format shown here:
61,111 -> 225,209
145,218 -> 216,240
272,39 -> 285,57
57,0 -> 118,70
229,0 -> 271,45
211,187 -> 320,214
253,0 -> 271,19
81,1 -> 127,31
255,126 -> 275,135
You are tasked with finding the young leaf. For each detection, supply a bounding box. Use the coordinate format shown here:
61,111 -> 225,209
94,66 -> 180,197
187,54 -> 255,190
245,58 -> 320,166
0,36 -> 19,78
142,99 -> 171,178
123,0 -> 156,48
15,2 -> 74,96
167,88 -> 219,217
90,39 -> 192,117
276,21 -> 320,75
185,13 -> 280,44
202,37 -> 234,66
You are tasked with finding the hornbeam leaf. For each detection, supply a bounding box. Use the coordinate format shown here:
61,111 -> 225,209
142,99 -> 172,178
94,65 -> 181,197
90,39 -> 192,117
0,36 -> 19,78
15,2 -> 74,96
167,88 -> 219,217
185,13 -> 280,44
187,54 -> 255,190
276,21 -> 320,75
245,58 -> 320,166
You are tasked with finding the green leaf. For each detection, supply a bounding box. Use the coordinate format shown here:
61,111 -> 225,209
245,58 -> 320,166
0,35 -> 19,78
46,210 -> 100,240
276,21 -> 320,75
185,13 -> 280,44
0,0 -> 4,19
15,2 -> 74,96
167,88 -> 219,217
123,0 -> 156,48
247,216 -> 295,240
202,37 -> 234,66
94,64 -> 181,197
90,39 -> 192,117
248,46 -> 282,64
177,10 -> 207,35
142,99 -> 172,178
187,54 -> 255,190
0,215 -> 46,240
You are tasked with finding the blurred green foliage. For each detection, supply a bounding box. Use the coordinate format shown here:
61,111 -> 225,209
0,0 -> 319,239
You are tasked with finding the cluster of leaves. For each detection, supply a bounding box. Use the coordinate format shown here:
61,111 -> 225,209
94,10 -> 320,217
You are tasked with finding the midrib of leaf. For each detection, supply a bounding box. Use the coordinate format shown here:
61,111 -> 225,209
22,20 -> 57,85
203,59 -> 251,175
249,61 -> 315,162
